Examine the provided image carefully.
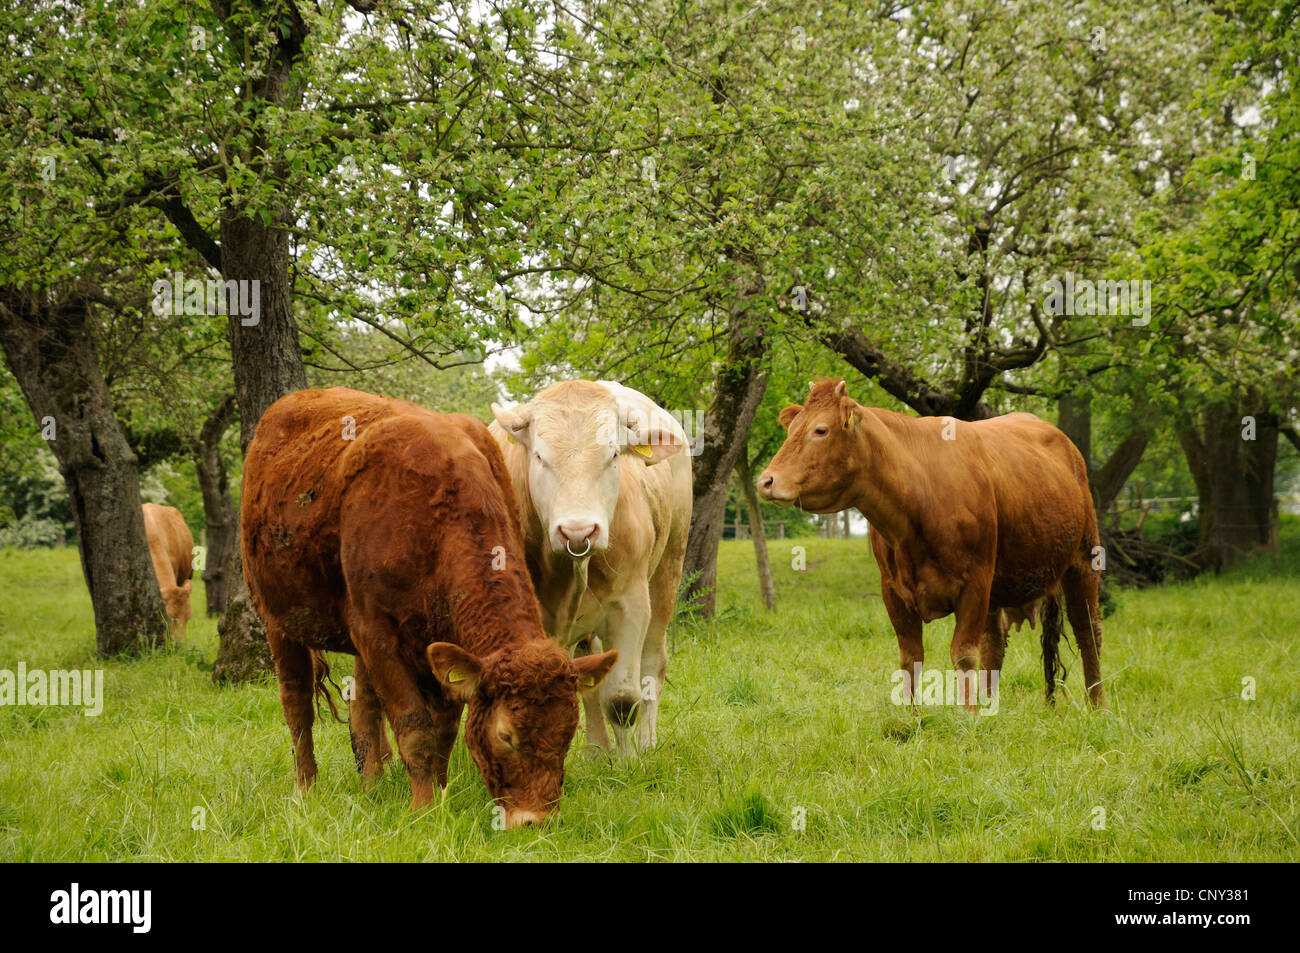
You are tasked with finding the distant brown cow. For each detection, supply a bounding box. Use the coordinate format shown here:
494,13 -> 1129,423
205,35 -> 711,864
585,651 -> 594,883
241,388 -> 617,828
142,503 -> 193,642
758,380 -> 1103,708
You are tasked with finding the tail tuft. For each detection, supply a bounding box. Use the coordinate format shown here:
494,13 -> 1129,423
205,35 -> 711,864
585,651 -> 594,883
311,650 -> 347,724
1040,593 -> 1067,703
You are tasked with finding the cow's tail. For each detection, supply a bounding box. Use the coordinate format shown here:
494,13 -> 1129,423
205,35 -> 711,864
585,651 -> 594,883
311,650 -> 347,724
1040,592 -> 1067,704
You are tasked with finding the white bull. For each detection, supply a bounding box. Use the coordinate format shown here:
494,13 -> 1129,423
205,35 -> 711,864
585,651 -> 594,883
491,380 -> 692,757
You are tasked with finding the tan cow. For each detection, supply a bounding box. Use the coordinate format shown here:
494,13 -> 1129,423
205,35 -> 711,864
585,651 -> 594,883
142,503 -> 193,642
491,380 -> 692,756
758,380 -> 1103,708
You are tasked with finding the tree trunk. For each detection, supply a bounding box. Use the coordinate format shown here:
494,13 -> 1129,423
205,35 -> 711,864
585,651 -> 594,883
735,449 -> 776,611
1090,422 -> 1149,514
681,301 -> 770,618
0,289 -> 167,655
1179,405 -> 1278,572
193,394 -> 237,616
1058,392 -> 1092,470
211,203 -> 310,683
205,0 -> 314,684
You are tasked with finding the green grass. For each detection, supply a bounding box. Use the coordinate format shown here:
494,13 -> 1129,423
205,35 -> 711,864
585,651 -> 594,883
1,537 -> 1297,861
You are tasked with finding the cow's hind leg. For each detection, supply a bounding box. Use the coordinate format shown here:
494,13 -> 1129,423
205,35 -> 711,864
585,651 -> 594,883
1063,565 -> 1105,706
267,626 -> 317,793
349,655 -> 392,779
881,584 -> 924,705
636,559 -> 678,751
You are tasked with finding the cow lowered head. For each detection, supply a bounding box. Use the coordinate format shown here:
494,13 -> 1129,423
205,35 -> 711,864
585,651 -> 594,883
758,379 -> 865,514
491,381 -> 685,558
427,639 -> 618,828
161,580 -> 193,641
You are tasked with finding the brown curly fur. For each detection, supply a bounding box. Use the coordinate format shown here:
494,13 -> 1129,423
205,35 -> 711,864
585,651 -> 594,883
241,388 -> 613,818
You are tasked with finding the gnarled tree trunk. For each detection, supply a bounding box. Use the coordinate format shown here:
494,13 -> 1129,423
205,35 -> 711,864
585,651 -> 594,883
1058,392 -> 1092,470
194,394 -> 237,616
0,288 -> 167,655
206,0 -> 314,684
1179,405 -> 1278,572
1090,423 -> 1149,515
211,204 -> 309,684
681,298 -> 770,618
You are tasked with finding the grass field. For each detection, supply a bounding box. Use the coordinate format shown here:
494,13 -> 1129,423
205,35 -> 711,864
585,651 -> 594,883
1,536 -> 1297,861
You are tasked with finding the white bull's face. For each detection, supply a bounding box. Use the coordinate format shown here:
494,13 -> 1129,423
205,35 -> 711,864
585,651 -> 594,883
493,391 -> 682,558
526,416 -> 621,555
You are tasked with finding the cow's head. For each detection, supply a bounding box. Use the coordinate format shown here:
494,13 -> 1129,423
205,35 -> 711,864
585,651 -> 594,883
427,639 -> 617,828
757,380 -> 863,513
492,382 -> 684,558
163,580 -> 192,642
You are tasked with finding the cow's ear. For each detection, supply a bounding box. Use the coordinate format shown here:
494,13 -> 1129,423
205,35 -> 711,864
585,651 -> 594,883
619,403 -> 683,465
840,398 -> 860,432
491,402 -> 533,448
841,404 -> 861,432
778,405 -> 802,430
427,642 -> 483,702
573,650 -> 619,692
621,433 -> 682,465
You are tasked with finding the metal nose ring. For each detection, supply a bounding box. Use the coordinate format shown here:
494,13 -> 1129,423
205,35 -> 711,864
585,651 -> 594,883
565,537 -> 592,558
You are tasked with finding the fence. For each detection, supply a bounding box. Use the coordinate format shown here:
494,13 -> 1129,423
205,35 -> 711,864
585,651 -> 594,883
724,520 -> 787,540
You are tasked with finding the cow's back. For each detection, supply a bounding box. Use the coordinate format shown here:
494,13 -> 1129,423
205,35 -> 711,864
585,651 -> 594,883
142,503 -> 193,587
241,388 -> 524,654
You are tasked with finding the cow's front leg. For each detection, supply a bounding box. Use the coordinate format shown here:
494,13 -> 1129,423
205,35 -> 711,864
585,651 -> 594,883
950,581 -> 992,713
421,684 -> 464,789
881,584 -> 924,705
349,654 -> 391,780
573,636 -> 613,755
980,609 -> 1008,711
352,635 -> 440,809
599,585 -> 652,758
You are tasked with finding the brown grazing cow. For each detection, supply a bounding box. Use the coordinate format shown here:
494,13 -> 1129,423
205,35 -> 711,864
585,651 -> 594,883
241,388 -> 617,828
142,503 -> 193,642
758,380 -> 1103,707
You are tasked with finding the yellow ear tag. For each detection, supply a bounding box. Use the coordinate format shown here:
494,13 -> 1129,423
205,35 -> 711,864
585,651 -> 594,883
447,668 -> 467,683
632,444 -> 653,459
507,434 -> 517,444
581,675 -> 596,687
